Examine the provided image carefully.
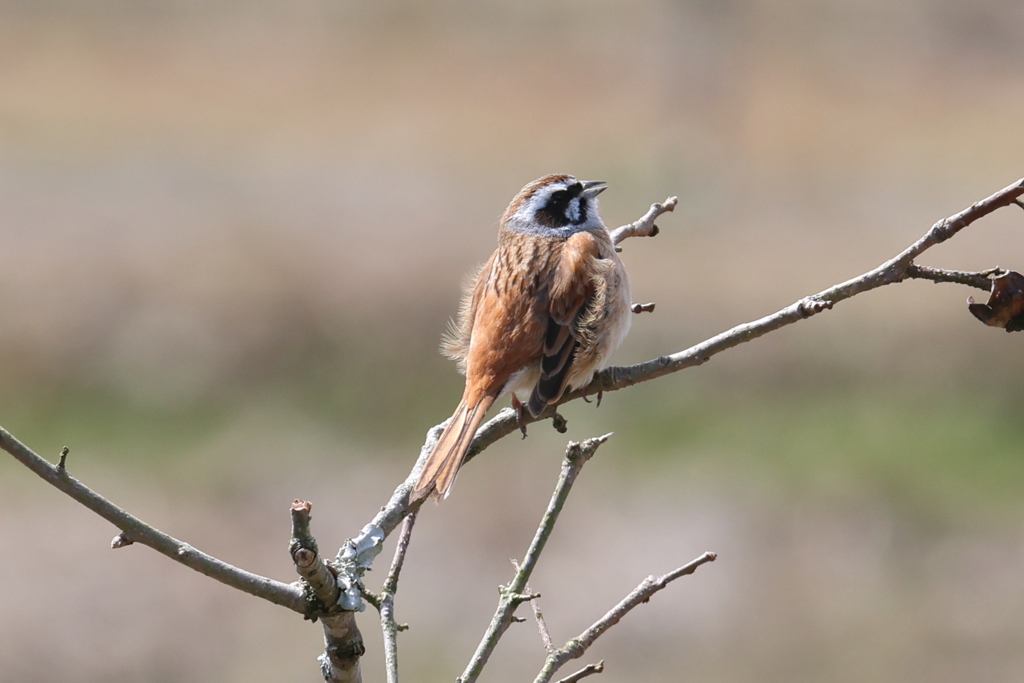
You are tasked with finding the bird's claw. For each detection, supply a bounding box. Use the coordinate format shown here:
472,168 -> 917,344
511,395 -> 529,439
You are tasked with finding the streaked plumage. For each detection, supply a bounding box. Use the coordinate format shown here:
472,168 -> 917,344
411,174 -> 631,501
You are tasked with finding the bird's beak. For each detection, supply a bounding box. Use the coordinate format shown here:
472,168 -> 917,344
580,180 -> 607,199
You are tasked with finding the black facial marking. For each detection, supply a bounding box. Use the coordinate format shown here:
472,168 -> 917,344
534,182 -> 587,229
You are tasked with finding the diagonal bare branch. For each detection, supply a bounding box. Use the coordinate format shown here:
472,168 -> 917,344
356,177 -> 1024,553
534,552 -> 718,683
458,435 -> 612,683
0,427 -> 307,612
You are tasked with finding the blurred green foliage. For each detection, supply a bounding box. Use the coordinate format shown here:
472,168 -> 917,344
611,379 -> 1024,522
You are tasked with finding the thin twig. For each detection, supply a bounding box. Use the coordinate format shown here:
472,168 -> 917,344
609,197 -> 677,245
534,552 -> 718,683
512,559 -> 554,652
579,177 -> 1024,395
557,662 -> 605,683
380,511 -> 417,683
458,435 -> 612,683
0,427 -> 307,612
904,263 -> 1003,290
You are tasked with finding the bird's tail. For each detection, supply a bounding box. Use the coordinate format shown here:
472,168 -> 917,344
411,394 -> 495,502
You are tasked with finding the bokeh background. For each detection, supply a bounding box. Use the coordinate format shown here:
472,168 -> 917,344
2,1 -> 1024,681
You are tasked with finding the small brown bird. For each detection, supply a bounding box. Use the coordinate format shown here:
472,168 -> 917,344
411,174 -> 632,501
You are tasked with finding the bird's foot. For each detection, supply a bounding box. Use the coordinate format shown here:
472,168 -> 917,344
510,395 -> 529,439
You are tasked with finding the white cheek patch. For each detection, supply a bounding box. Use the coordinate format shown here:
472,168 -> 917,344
520,193 -> 547,219
566,198 -> 581,223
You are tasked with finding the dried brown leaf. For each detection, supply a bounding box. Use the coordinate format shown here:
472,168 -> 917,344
967,271 -> 1024,332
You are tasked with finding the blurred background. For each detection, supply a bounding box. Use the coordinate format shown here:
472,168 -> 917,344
2,0 -> 1024,681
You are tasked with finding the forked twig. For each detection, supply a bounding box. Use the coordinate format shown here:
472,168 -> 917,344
458,435 -> 612,683
512,558 -> 554,652
534,552 -> 718,683
609,197 -> 677,245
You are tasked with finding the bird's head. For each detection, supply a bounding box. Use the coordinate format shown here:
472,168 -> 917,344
501,174 -> 607,237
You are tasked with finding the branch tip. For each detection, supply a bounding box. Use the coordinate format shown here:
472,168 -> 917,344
557,661 -> 605,683
111,532 -> 133,549
566,433 -> 612,463
630,302 -> 656,314
57,446 -> 69,470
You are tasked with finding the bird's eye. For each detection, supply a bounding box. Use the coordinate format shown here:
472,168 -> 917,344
549,190 -> 569,205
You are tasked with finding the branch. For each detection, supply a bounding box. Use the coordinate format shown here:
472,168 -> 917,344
317,609 -> 366,683
0,427 -> 306,612
557,662 -> 605,683
469,177 -> 1024,457
356,177 -> 1024,556
291,500 -> 341,608
609,196 -> 677,245
534,552 -> 718,683
905,263 -> 1005,290
511,559 -> 554,653
458,435 -> 612,683
290,501 -> 366,683
378,512 -> 417,683
581,177 -> 1024,393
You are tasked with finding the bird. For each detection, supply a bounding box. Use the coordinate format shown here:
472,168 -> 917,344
411,174 -> 632,501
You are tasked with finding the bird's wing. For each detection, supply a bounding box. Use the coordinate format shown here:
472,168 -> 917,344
527,231 -> 601,416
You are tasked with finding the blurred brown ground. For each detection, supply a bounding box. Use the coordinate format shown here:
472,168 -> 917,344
2,1 -> 1024,681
